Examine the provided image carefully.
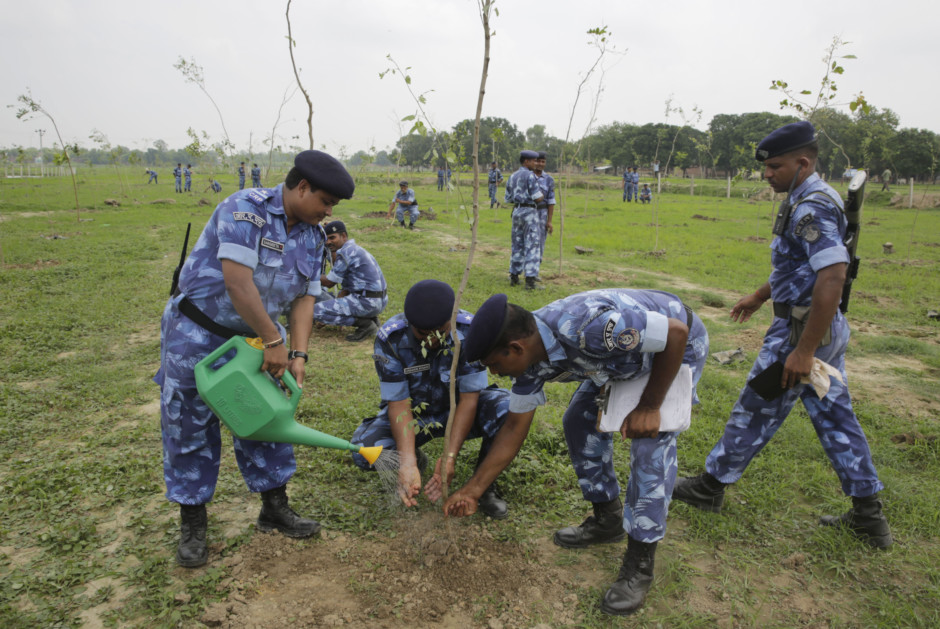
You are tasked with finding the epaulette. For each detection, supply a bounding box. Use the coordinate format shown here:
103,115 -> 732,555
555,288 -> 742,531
457,312 -> 473,325
377,318 -> 408,342
245,189 -> 270,206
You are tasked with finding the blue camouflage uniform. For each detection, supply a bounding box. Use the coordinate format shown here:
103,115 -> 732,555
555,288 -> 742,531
639,186 -> 652,204
487,166 -> 502,208
703,173 -> 884,498
251,166 -> 262,188
509,289 -> 710,543
350,311 -> 510,468
622,170 -> 630,202
211,180 -> 222,193
505,167 -> 545,278
437,168 -> 445,191
313,239 -> 387,326
148,169 -> 158,184
629,170 -> 640,202
238,165 -> 246,190
154,184 -> 325,505
394,188 -> 420,225
184,166 -> 192,192
535,171 -> 556,261
174,166 -> 182,193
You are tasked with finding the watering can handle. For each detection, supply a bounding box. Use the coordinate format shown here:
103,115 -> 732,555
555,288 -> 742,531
195,336 -> 252,379
278,369 -> 303,404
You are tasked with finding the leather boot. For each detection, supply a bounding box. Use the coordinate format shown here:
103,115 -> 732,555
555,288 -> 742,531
672,472 -> 725,513
257,485 -> 321,538
524,276 -> 544,291
600,537 -> 657,616
176,504 -> 208,568
553,497 -> 625,548
345,317 -> 379,342
819,494 -> 893,548
509,273 -> 520,287
478,483 -> 508,519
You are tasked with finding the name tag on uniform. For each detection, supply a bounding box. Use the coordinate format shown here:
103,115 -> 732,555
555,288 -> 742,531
403,363 -> 431,375
234,212 -> 265,227
261,238 -> 284,253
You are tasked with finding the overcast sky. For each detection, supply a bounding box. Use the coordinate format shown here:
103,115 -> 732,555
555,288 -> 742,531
1,0 -> 935,158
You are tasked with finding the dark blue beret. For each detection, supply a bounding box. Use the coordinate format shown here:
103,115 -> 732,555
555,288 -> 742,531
324,220 -> 346,235
537,151 -> 547,160
399,180 -> 408,187
463,293 -> 509,362
404,280 -> 455,330
520,150 -> 539,161
294,150 -> 355,199
755,121 -> 817,162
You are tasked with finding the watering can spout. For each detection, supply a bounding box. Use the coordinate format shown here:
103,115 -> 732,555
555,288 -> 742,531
357,445 -> 383,466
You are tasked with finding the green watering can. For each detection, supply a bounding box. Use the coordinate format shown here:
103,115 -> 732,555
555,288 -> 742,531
194,336 -> 382,466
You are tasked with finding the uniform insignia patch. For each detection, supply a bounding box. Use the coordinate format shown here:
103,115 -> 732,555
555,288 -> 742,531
603,319 -> 618,351
794,214 -> 816,239
371,353 -> 389,365
801,224 -> 821,243
616,328 -> 640,351
246,190 -> 267,205
403,363 -> 431,375
234,212 -> 265,228
261,238 -> 284,252
457,312 -> 473,325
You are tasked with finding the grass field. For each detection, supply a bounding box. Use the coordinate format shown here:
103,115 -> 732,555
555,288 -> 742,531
0,167 -> 938,627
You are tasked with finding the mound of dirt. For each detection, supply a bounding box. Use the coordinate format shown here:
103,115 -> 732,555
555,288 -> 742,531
209,513 -> 582,628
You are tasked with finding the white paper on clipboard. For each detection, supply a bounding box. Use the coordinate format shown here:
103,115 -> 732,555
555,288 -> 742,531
596,364 -> 693,434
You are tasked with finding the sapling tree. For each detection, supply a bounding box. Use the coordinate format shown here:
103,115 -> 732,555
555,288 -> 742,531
12,91 -> 81,221
285,0 -> 314,150
174,56 -> 235,164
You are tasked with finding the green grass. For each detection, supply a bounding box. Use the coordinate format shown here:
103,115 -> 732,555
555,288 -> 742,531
0,167 -> 938,627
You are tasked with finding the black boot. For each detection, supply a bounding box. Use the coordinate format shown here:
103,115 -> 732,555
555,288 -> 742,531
553,498 -> 625,548
524,276 -> 544,291
345,317 -> 379,342
176,504 -> 208,568
509,273 -> 520,287
399,220 -> 406,228
257,485 -> 321,538
478,483 -> 508,519
600,537 -> 657,616
672,472 -> 726,513
819,494 -> 893,548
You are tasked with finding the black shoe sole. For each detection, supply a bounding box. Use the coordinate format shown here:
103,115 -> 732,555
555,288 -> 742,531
552,530 -> 625,549
176,549 -> 208,568
256,520 -> 321,539
599,598 -> 644,616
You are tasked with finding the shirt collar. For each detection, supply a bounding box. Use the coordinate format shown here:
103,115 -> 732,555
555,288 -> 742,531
534,315 -> 566,363
790,172 -> 820,202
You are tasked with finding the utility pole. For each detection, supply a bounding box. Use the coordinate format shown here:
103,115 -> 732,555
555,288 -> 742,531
35,128 -> 46,176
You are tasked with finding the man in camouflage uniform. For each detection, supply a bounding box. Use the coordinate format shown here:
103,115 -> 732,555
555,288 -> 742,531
238,162 -> 246,190
313,220 -> 387,342
487,161 -> 503,209
155,150 -> 354,568
447,288 -> 710,615
673,121 -> 892,549
251,163 -> 262,188
389,180 -> 419,229
505,150 -> 545,290
533,151 -> 555,266
350,280 -> 511,519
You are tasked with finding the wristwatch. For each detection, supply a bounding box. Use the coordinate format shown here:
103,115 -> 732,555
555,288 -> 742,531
288,350 -> 309,363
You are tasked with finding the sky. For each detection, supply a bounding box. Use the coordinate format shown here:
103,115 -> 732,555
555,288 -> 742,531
1,0 -> 935,158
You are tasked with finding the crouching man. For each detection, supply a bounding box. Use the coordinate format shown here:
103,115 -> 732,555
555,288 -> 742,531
350,279 -> 512,518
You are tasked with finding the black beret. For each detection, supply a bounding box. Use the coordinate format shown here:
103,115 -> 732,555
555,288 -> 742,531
519,150 -> 539,161
404,280 -> 455,330
537,151 -> 547,160
399,180 -> 408,187
755,121 -> 817,162
324,220 -> 346,236
294,150 -> 355,199
463,293 -> 509,362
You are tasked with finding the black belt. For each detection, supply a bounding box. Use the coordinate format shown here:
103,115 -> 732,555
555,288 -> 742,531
357,289 -> 387,299
515,203 -> 536,208
178,296 -> 243,339
683,304 -> 694,328
773,302 -> 792,319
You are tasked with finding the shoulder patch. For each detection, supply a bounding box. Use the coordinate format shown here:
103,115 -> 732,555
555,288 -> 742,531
233,211 -> 265,228
377,318 -> 408,342
616,328 -> 640,351
371,353 -> 389,365
246,190 -> 268,205
793,214 -> 821,242
603,318 -> 618,351
457,312 -> 473,325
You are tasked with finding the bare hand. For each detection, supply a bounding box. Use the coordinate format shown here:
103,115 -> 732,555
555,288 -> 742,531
424,456 -> 456,503
546,222 -> 553,235
620,406 -> 661,440
730,293 -> 766,323
782,348 -> 814,390
288,357 -> 305,388
397,463 -> 422,508
261,344 -> 290,379
443,486 -> 480,517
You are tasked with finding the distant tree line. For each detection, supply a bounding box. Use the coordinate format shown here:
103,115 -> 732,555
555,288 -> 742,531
4,108 -> 938,181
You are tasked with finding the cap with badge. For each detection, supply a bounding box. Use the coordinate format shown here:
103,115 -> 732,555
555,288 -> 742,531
403,280 -> 455,330
755,121 -> 817,162
294,150 -> 356,199
323,220 -> 346,236
519,150 -> 539,161
463,293 -> 509,362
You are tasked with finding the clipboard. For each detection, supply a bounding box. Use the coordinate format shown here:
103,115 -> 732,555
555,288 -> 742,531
596,364 -> 693,434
